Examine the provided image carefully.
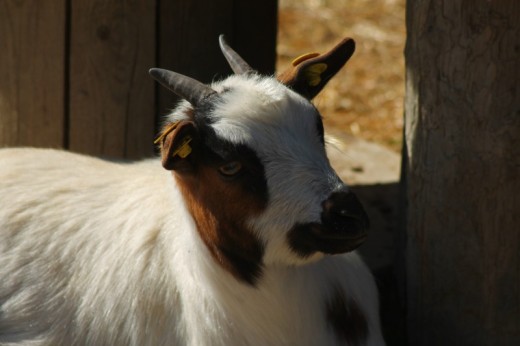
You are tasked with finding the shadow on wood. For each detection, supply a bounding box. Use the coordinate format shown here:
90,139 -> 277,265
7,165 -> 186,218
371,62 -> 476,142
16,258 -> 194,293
0,0 -> 278,160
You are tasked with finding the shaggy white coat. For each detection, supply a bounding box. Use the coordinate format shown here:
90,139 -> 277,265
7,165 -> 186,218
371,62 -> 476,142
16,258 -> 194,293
0,74 -> 384,345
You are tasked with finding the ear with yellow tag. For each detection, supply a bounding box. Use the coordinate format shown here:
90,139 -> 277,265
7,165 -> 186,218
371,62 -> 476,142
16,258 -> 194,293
156,120 -> 198,171
277,38 -> 355,100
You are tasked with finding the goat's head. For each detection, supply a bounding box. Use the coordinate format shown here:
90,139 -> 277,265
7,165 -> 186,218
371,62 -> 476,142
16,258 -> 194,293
151,36 -> 369,284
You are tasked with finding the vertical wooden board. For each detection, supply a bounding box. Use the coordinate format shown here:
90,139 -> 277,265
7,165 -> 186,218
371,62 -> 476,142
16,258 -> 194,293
232,0 -> 277,75
0,0 -> 65,148
69,0 -> 156,159
158,0 -> 234,117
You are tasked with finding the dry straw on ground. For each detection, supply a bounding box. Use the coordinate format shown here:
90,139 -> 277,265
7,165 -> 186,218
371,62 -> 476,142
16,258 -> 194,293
277,0 -> 405,152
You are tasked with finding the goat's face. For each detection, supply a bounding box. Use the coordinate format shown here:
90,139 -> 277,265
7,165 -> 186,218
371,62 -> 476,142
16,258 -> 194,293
152,36 -> 369,284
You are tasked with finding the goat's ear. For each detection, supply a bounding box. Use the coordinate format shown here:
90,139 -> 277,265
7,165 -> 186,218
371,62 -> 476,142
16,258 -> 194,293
277,38 -> 355,100
156,120 -> 199,171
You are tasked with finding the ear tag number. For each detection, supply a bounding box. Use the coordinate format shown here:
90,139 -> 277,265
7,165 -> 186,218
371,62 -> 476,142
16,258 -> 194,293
304,63 -> 328,86
172,136 -> 192,158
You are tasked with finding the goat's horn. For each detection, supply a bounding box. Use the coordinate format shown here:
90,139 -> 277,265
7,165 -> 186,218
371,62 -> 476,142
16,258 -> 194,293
149,68 -> 216,106
219,35 -> 253,75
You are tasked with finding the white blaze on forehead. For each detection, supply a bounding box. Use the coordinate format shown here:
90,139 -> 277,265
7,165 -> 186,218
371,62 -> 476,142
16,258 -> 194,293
209,75 -> 320,146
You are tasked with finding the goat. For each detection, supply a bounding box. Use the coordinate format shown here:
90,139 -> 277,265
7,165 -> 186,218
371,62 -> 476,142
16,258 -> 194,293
0,36 -> 385,345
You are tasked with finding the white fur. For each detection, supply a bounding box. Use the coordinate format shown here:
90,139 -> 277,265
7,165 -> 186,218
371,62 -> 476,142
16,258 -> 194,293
0,74 -> 384,345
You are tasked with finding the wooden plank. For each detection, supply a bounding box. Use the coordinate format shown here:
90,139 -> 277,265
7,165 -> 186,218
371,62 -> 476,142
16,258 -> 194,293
157,0 -> 277,117
69,0 -> 156,159
232,0 -> 277,75
0,0 -> 65,148
157,0 -> 234,117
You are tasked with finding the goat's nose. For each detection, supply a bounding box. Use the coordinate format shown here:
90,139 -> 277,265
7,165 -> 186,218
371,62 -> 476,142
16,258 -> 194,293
286,189 -> 369,256
321,189 -> 369,237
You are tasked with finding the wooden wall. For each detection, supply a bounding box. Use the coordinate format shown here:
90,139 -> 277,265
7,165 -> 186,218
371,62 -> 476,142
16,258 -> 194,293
0,1 -> 66,149
0,0 -> 278,159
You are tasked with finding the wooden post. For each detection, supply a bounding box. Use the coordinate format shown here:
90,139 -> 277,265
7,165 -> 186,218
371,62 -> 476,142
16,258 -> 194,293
0,1 -> 66,148
403,1 -> 520,345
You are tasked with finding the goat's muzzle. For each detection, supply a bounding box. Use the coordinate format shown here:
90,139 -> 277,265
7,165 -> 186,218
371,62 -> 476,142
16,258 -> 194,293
288,190 -> 369,257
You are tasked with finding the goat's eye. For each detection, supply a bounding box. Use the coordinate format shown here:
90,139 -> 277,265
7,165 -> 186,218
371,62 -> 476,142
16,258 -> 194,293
218,161 -> 243,176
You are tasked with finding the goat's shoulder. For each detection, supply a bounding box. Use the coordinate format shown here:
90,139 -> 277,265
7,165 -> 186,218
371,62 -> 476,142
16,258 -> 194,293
324,253 -> 385,345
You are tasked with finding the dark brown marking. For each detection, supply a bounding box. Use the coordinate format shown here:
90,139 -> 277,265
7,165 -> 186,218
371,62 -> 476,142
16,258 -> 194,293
326,285 -> 369,345
172,138 -> 268,286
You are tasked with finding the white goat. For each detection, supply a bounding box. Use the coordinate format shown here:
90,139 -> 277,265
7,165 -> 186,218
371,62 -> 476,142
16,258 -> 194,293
0,36 -> 385,345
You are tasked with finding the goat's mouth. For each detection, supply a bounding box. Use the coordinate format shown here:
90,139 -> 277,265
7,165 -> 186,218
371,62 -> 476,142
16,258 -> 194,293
287,222 -> 368,257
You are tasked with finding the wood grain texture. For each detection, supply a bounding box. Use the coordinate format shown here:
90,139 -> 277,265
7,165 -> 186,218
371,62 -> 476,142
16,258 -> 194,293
0,0 -> 65,148
1,0 -> 277,156
403,1 -> 520,345
157,0 -> 278,118
157,0 -> 234,116
69,0 -> 156,159
232,0 -> 277,75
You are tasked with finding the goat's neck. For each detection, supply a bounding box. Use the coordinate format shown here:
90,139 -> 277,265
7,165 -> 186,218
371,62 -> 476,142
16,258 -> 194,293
173,220 -> 351,345
166,182 -> 376,345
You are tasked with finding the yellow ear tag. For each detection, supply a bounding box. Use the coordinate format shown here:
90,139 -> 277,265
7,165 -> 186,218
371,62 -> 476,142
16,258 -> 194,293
291,52 -> 320,66
172,136 -> 192,158
303,63 -> 328,87
154,121 -> 180,145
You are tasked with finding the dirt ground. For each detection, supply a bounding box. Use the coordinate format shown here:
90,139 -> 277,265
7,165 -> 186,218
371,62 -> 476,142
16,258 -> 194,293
277,0 -> 405,152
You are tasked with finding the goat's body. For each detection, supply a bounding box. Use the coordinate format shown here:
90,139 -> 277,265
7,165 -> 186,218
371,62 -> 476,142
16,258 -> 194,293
0,148 -> 181,345
0,148 -> 383,345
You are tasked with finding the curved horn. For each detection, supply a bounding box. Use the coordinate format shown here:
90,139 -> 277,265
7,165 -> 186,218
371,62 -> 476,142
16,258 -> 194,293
149,68 -> 216,106
219,35 -> 253,75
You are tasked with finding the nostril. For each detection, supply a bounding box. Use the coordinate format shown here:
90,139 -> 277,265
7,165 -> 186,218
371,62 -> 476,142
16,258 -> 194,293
331,208 -> 357,220
336,209 -> 349,217
330,209 -> 368,227
322,191 -> 370,230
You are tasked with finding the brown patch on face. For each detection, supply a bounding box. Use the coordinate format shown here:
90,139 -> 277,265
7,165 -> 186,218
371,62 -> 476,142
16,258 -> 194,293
326,285 -> 369,345
175,152 -> 267,286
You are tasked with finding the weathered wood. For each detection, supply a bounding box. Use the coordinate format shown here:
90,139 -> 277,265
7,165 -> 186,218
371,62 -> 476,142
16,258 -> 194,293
0,0 -> 65,148
157,0 -> 278,117
157,0 -> 234,116
1,0 -> 277,157
69,0 -> 156,159
404,1 -> 520,345
232,0 -> 277,75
